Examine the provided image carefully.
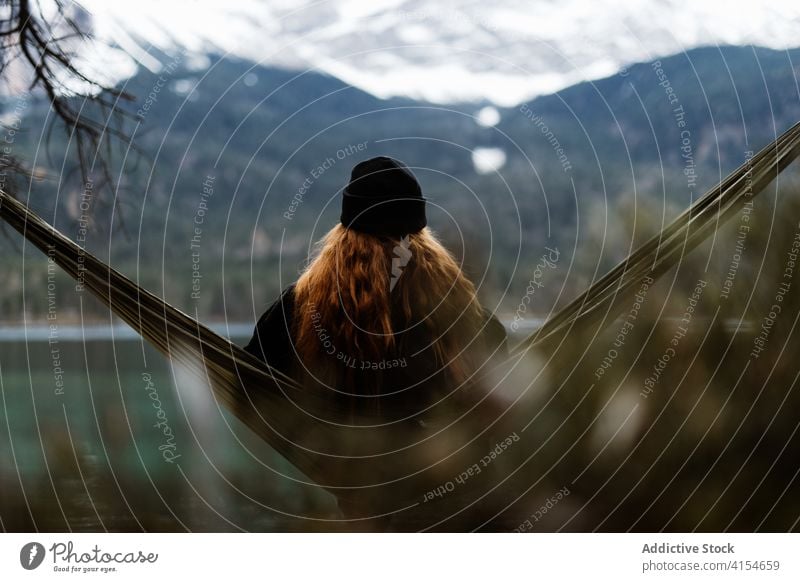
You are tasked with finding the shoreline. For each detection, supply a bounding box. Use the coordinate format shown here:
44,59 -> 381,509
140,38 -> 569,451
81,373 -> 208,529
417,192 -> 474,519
0,317 -> 752,342
0,321 -> 258,342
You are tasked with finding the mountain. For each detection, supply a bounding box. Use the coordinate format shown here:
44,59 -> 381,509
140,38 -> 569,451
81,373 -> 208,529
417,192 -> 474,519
76,0 -> 800,106
2,45 -> 799,323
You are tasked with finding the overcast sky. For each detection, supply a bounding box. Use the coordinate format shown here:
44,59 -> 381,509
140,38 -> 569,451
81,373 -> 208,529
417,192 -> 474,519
73,0 -> 800,105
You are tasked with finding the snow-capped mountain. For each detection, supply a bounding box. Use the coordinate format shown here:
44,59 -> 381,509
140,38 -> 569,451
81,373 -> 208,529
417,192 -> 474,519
62,0 -> 800,105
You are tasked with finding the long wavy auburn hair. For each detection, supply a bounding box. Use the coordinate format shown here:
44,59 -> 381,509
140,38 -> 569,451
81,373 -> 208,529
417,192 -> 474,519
293,224 -> 486,397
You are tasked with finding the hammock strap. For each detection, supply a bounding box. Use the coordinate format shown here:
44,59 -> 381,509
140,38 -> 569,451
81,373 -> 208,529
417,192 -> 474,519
511,121 -> 800,356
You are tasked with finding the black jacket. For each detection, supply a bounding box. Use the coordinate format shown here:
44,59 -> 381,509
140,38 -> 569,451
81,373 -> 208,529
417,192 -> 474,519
243,285 -> 300,377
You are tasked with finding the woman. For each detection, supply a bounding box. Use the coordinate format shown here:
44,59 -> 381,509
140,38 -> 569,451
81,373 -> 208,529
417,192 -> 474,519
244,156 -> 508,526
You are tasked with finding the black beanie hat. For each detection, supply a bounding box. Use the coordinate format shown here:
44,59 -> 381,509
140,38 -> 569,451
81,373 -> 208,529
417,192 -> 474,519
340,156 -> 427,237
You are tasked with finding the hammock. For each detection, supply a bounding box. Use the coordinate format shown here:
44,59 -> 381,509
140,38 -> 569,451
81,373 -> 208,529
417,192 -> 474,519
2,121 -> 800,527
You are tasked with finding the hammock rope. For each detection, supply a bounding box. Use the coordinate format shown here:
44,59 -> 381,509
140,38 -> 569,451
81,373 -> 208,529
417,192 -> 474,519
514,121 -> 800,355
1,121 -> 799,522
